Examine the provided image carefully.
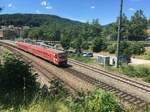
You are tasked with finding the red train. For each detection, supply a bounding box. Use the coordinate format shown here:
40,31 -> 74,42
16,42 -> 67,66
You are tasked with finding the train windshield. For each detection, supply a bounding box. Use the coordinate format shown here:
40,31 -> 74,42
58,53 -> 66,59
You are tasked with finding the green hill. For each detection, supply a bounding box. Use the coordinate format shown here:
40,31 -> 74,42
0,13 -> 83,27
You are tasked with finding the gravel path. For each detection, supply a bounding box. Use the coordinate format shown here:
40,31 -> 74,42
130,58 -> 150,65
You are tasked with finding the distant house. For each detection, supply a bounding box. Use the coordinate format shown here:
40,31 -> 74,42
0,29 -> 16,40
146,29 -> 150,34
0,25 -> 26,40
0,29 -> 4,39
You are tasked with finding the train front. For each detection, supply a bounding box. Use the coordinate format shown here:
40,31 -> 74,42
57,52 -> 68,66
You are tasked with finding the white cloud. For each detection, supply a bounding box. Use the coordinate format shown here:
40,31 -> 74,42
91,6 -> 95,9
129,8 -> 135,11
41,1 -> 47,6
8,3 -> 12,8
46,6 -> 53,9
41,1 -> 53,10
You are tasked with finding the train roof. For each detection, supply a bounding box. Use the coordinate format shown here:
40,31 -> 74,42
36,42 -> 64,53
18,41 -> 65,53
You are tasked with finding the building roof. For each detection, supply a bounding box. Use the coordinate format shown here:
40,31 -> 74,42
146,29 -> 150,33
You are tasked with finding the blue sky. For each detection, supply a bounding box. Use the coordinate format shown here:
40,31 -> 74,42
0,0 -> 150,25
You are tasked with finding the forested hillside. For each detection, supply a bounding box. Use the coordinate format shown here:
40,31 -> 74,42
0,14 -> 82,27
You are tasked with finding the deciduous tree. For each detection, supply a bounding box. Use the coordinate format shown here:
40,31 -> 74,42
129,10 -> 148,40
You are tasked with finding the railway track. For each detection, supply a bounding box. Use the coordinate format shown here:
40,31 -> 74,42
1,41 -> 150,110
65,67 -> 148,109
68,59 -> 150,108
69,59 -> 150,93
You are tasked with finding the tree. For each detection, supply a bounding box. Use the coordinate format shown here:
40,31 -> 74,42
128,10 -> 148,41
92,37 -> 106,52
81,41 -> 89,50
22,29 -> 29,38
108,14 -> 129,41
120,14 -> 130,40
102,23 -> 118,41
72,37 -> 83,54
28,27 -> 43,40
91,19 -> 102,37
60,32 -> 71,50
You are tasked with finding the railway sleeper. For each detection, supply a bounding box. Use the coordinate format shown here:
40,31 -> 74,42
124,95 -> 133,100
128,97 -> 139,103
101,85 -> 110,88
117,92 -> 126,96
105,87 -> 114,91
101,86 -> 110,90
112,89 -> 121,94
114,89 -> 121,93
108,88 -> 117,92
97,82 -> 107,86
133,100 -> 145,107
135,100 -> 145,105
120,94 -> 129,98
138,102 -> 149,108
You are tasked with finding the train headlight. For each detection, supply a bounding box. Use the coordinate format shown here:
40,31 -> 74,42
55,59 -> 58,62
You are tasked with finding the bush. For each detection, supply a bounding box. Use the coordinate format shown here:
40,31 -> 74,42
121,66 -> 138,77
49,79 -> 70,100
69,89 -> 124,112
0,52 -> 39,107
129,42 -> 145,55
106,43 -> 117,54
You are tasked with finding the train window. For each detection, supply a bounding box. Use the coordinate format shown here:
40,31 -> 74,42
58,53 -> 66,59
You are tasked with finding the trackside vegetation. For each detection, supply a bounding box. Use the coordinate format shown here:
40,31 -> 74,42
121,65 -> 150,83
0,52 -> 127,112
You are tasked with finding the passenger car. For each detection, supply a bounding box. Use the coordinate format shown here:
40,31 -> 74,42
16,42 -> 67,66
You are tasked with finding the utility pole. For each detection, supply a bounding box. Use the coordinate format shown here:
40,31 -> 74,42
116,0 -> 123,68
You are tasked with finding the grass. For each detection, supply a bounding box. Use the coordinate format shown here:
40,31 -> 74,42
121,65 -> 150,83
70,54 -> 96,65
0,98 -> 70,112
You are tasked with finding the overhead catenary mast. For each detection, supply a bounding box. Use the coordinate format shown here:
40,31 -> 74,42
116,0 -> 124,68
